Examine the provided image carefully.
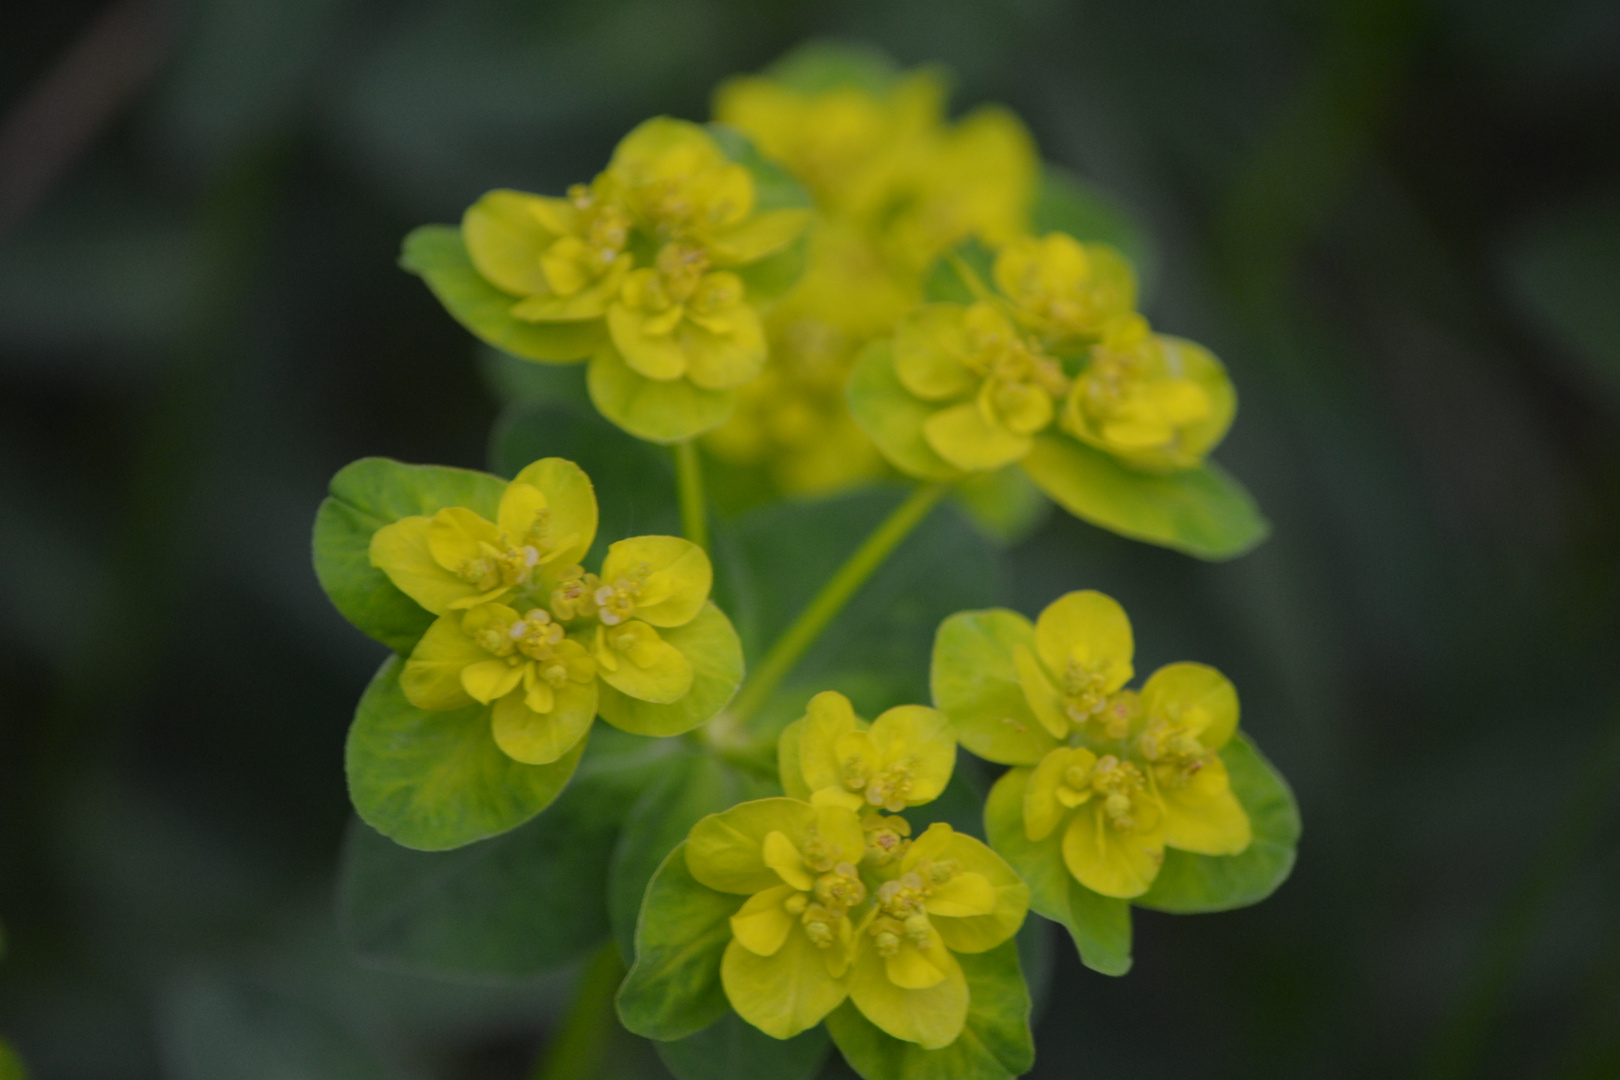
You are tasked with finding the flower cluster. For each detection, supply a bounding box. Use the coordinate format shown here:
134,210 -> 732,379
368,457 -> 735,763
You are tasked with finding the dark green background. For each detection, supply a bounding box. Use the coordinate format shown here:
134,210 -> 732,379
2,0 -> 1618,1077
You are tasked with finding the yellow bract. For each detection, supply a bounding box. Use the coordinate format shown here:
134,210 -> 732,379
786,690 -> 956,813
684,796 -> 1026,1048
993,233 -> 1136,349
370,458 -> 724,763
932,590 -> 1253,898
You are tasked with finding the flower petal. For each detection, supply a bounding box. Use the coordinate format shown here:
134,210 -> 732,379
1033,590 -> 1133,695
721,930 -> 849,1040
893,305 -> 976,401
462,189 -> 567,297
763,831 -> 815,891
488,679 -> 596,765
461,658 -> 524,705
687,798 -> 823,895
1141,661 -> 1239,750
370,516 -> 479,616
730,883 -> 801,956
848,927 -> 967,1050
1061,799 -> 1166,899
1158,753 -> 1252,856
868,705 -> 955,805
799,690 -> 861,796
595,621 -> 694,703
399,614 -> 487,709
601,536 -> 712,627
507,457 -> 598,574
608,302 -> 689,381
706,208 -> 811,266
1012,644 -> 1069,739
923,401 -> 1032,472
682,303 -> 767,391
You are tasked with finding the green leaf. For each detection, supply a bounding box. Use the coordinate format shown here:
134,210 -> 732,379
616,841 -> 743,1041
337,727 -> 681,978
1019,433 -> 1269,561
399,225 -> 604,362
655,1012 -> 829,1080
487,398 -> 679,566
922,240 -> 997,305
312,458 -> 505,654
1030,167 -> 1156,293
846,341 -> 960,483
344,656 -> 586,851
1137,733 -> 1301,913
984,767 -> 1132,976
598,602 -> 746,737
586,341 -> 736,444
824,940 -> 1033,1080
729,489 -> 996,718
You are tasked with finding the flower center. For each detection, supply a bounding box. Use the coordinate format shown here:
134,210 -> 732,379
861,813 -> 913,867
1090,754 -> 1149,832
1136,716 -> 1209,789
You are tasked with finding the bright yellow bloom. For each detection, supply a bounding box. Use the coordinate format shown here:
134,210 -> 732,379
463,181 -> 632,324
993,232 -> 1136,349
781,690 -> 956,812
1062,313 -> 1235,471
932,591 -> 1252,899
606,241 -> 765,389
369,458 -> 725,763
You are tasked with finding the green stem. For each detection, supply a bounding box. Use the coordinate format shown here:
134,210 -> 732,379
728,483 -> 949,724
674,440 -> 708,551
530,943 -> 626,1080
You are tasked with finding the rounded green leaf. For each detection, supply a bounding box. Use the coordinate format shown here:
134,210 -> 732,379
656,1012 -> 829,1080
931,609 -> 1059,768
345,656 -> 587,851
313,458 -> 506,654
824,939 -> 1033,1080
598,602 -> 745,736
587,340 -> 736,444
1019,433 -> 1269,560
1136,733 -> 1301,913
984,768 -> 1132,976
617,841 -> 743,1041
399,225 -> 604,362
846,341 -> 961,483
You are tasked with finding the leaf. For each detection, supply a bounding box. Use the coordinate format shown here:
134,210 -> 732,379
1137,733 -> 1301,913
312,458 -> 506,654
616,841 -> 744,1041
846,341 -> 962,483
824,940 -> 1033,1080
586,340 -> 736,444
399,225 -> 603,362
655,1012 -> 830,1080
1019,433 -> 1269,561
951,467 -> 1050,546
984,768 -> 1132,976
728,488 -> 996,719
1030,167 -> 1156,293
922,239 -> 997,305
608,755 -> 778,958
598,602 -> 746,737
344,656 -> 586,851
337,727 -> 681,979
487,398 -> 679,566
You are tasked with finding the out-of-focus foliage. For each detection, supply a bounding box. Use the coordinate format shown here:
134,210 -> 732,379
3,1 -> 1619,1079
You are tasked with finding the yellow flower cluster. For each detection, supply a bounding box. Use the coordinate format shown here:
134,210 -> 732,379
702,56 -> 1038,494
461,118 -> 809,442
368,457 -> 731,763
682,691 -> 1027,1048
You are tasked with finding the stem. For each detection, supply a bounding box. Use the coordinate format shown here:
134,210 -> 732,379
674,440 -> 708,551
728,483 -> 949,724
1420,709 -> 1620,1080
530,943 -> 626,1080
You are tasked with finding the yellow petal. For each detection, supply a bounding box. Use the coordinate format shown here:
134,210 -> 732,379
1023,748 -> 1073,843
809,787 -> 867,811
490,680 -> 596,764
682,302 -> 766,391
1159,753 -> 1252,855
1061,798 -> 1166,899
399,614 -> 486,709
595,620 -> 694,703
1141,661 -> 1239,750
730,884 -> 800,956
848,927 -> 967,1049
1034,590 -> 1133,695
508,457 -> 598,574
868,705 -> 956,805
426,507 -> 504,575
461,658 -> 524,705
721,929 -> 849,1040
923,401 -> 1032,472
607,302 -> 688,381
687,798 -> 823,894
462,189 -> 566,297
1012,644 -> 1069,739
762,831 -> 815,891
706,208 -> 811,265
925,872 -> 997,918
600,536 -> 712,627
911,830 -> 1029,955
370,516 -> 480,616
798,691 -> 861,796
884,941 -> 948,989
893,305 -> 976,402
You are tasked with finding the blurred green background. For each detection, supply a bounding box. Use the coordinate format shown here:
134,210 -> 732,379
3,0 -> 1619,1077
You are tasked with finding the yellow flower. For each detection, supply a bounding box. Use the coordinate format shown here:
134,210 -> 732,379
1062,313 -> 1235,471
368,458 -> 723,763
849,822 -> 1027,1049
892,301 -> 1069,471
993,232 -> 1136,349
687,799 -> 867,1040
606,241 -> 766,389
463,181 -> 633,324
782,691 -> 956,813
931,591 -> 1252,899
